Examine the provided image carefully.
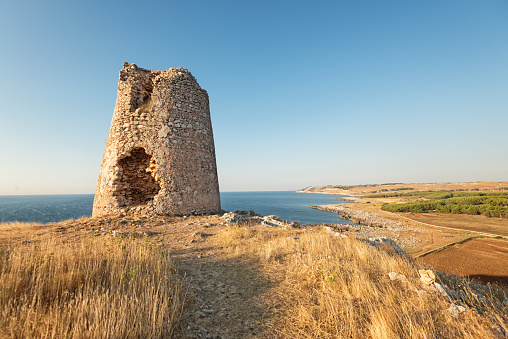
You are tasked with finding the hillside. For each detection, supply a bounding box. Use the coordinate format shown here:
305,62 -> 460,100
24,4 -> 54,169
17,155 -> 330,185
298,182 -> 508,195
1,214 -> 507,338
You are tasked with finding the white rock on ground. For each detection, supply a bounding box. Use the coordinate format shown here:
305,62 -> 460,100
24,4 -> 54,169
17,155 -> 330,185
388,272 -> 408,282
419,269 -> 436,285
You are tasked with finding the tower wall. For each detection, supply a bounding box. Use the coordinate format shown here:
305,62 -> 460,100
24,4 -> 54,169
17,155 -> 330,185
92,63 -> 220,217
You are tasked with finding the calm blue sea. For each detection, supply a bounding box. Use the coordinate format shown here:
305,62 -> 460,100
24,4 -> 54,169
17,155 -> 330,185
222,191 -> 353,225
0,191 -> 352,225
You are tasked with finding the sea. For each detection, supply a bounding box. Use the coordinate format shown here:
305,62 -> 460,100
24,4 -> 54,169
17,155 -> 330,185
0,191 -> 353,225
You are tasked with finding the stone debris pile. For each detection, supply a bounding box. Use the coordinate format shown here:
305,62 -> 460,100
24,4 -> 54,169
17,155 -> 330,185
387,269 -> 467,318
220,212 -> 245,224
261,215 -> 298,229
418,269 -> 461,302
219,212 -> 299,229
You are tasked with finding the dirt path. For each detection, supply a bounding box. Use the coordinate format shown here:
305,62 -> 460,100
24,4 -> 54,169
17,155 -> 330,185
154,216 -> 273,338
172,249 -> 269,338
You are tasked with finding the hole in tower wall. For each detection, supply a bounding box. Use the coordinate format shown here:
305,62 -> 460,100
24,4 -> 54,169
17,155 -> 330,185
130,92 -> 153,113
130,75 -> 154,113
137,85 -> 153,113
113,148 -> 161,207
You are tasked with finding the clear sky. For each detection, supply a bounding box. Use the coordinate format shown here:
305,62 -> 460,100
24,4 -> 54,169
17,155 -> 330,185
1,0 -> 507,194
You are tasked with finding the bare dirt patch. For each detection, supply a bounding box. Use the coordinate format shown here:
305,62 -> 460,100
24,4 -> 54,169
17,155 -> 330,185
419,238 -> 508,287
156,217 -> 272,338
401,213 -> 508,237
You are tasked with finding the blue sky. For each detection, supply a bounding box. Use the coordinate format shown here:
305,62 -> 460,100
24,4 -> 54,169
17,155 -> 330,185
1,0 -> 507,194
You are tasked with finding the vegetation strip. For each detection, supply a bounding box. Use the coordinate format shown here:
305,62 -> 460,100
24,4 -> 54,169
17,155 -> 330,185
370,192 -> 508,219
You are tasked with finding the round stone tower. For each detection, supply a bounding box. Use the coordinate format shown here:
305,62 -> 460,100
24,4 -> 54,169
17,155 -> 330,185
92,63 -> 220,217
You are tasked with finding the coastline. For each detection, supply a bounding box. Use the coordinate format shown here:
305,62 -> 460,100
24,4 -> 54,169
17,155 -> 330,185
309,204 -> 404,229
300,182 -> 508,287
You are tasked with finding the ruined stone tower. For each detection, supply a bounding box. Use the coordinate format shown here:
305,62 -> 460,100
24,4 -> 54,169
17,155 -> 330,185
92,63 -> 220,217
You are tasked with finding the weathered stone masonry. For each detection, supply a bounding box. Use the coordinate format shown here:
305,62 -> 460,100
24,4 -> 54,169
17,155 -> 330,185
92,63 -> 220,217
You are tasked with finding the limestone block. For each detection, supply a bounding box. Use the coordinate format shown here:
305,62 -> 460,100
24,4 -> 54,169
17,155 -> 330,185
419,269 -> 436,285
388,272 -> 408,283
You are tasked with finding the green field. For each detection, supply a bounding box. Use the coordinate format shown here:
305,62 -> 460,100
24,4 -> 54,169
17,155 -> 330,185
371,192 -> 508,219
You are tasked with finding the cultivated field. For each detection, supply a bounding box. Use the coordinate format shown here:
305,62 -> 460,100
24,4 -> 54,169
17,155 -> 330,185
419,237 -> 508,286
402,213 -> 508,237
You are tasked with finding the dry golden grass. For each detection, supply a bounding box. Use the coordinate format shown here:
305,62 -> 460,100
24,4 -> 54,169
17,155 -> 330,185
217,224 -> 508,338
0,224 -> 186,339
2,217 -> 507,338
0,221 -> 50,244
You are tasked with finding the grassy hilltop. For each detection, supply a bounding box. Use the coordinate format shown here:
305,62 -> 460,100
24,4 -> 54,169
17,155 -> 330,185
1,214 -> 507,338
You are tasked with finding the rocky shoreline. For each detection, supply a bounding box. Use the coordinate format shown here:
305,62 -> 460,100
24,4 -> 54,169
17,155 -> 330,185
310,204 -> 405,230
